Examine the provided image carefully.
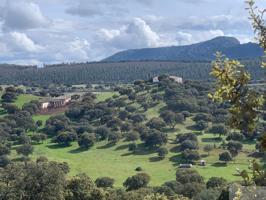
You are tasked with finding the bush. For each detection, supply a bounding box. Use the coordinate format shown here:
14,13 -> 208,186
193,114 -> 212,122
95,127 -> 110,140
0,155 -> 11,167
144,130 -> 168,148
219,152 -> 232,164
227,140 -> 243,157
126,131 -> 140,142
123,173 -> 151,191
193,120 -> 208,131
208,124 -> 228,138
135,167 -> 142,172
95,177 -> 115,188
176,133 -> 198,143
206,177 -> 227,189
0,144 -> 11,156
182,149 -> 200,163
147,118 -> 166,131
16,143 -> 34,157
180,140 -> 198,151
53,132 -> 77,146
193,188 -> 221,200
176,169 -> 204,185
128,143 -> 137,151
226,132 -> 244,141
78,133 -> 95,149
157,147 -> 168,159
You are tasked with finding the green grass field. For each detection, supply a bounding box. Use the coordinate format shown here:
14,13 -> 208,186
14,94 -> 41,108
30,130 -> 255,187
9,91 -> 257,187
95,91 -> 118,102
29,102 -> 256,187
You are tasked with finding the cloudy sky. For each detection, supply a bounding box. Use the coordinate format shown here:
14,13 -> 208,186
0,0 -> 265,66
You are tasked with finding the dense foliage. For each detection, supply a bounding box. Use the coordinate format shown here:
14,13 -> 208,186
0,59 -> 264,85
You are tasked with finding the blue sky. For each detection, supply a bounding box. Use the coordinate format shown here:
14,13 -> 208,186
0,0 -> 265,66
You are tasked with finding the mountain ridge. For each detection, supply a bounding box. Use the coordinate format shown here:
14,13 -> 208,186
103,36 -> 264,62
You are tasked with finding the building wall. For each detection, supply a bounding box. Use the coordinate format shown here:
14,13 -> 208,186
41,102 -> 50,109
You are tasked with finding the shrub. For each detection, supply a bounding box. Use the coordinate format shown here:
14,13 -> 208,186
180,140 -> 198,151
182,149 -> 200,163
176,133 -> 198,143
219,152 -> 232,164
95,177 -> 115,188
123,173 -> 151,191
157,147 -> 169,159
206,177 -> 227,189
226,132 -> 244,141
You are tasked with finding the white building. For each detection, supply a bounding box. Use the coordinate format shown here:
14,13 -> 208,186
40,97 -> 72,110
152,75 -> 183,84
41,102 -> 50,109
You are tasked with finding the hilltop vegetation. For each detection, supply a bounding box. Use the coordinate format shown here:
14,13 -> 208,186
0,75 -> 265,199
104,36 -> 264,62
0,59 -> 264,85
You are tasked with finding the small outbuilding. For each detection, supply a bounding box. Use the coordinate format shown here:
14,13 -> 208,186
178,164 -> 193,168
200,160 -> 206,166
152,75 -> 183,84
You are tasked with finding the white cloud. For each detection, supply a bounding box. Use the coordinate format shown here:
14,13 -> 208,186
2,59 -> 43,67
2,0 -> 50,31
176,30 -> 224,45
97,18 -> 176,50
5,32 -> 44,53
53,38 -> 91,62
176,15 -> 250,31
66,0 -> 152,17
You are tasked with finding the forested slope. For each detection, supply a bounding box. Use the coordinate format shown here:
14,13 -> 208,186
0,60 -> 264,85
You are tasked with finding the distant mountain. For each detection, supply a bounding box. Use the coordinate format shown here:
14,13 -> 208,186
103,36 -> 264,62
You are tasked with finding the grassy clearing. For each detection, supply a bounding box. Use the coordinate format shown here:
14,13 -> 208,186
30,131 -> 255,187
14,94 -> 41,108
95,91 -> 118,102
31,140 -> 176,187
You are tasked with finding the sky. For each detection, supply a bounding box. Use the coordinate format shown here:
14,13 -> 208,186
0,0 -> 265,66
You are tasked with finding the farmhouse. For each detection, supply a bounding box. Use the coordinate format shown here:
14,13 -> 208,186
41,97 -> 71,110
152,75 -> 183,84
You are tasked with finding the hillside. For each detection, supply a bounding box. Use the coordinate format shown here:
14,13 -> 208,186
103,36 -> 264,62
0,60 -> 264,85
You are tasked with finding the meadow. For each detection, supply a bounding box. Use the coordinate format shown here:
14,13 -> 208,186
30,100 -> 256,187
1,87 -> 258,187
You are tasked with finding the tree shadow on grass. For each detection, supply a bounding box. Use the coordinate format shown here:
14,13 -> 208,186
47,143 -> 68,149
201,137 -> 222,143
186,125 -> 197,131
12,157 -> 26,162
169,154 -> 183,166
120,144 -> 155,156
211,162 -> 227,167
133,143 -> 156,156
149,156 -> 162,162
169,145 -> 180,153
121,152 -> 133,157
247,151 -> 264,158
97,142 -> 116,149
68,147 -> 87,154
115,144 -> 129,151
